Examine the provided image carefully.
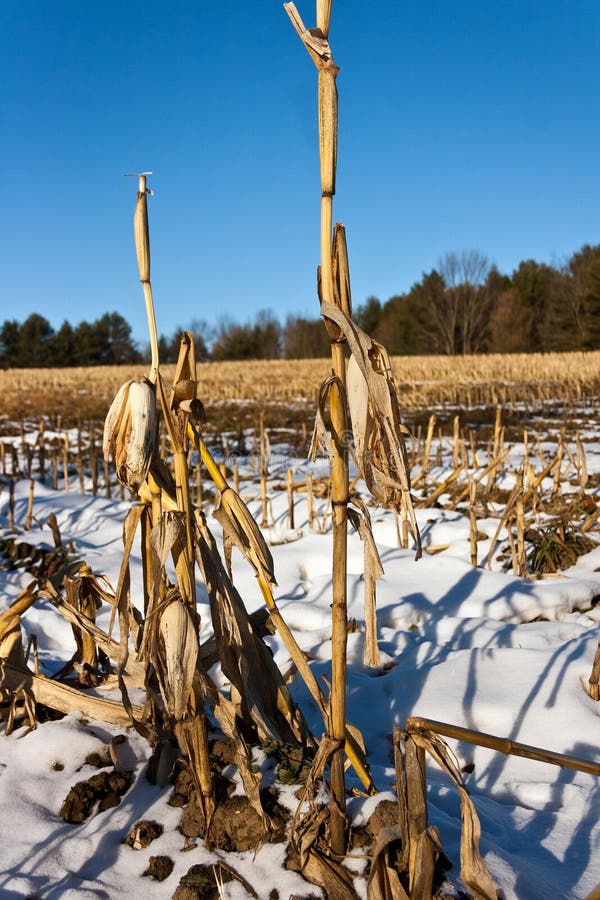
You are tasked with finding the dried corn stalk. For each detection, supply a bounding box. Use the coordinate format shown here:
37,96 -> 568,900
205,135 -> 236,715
187,422 -> 376,793
406,729 -> 497,899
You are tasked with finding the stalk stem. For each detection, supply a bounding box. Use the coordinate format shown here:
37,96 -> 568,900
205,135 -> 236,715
142,281 -> 160,384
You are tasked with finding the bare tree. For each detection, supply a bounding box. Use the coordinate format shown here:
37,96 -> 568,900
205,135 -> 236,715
438,250 -> 492,354
413,269 -> 455,354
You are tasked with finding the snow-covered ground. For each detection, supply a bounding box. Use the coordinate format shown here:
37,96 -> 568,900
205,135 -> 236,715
2,423 -> 600,899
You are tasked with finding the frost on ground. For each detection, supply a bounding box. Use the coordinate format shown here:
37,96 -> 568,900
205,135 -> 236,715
1,424 -> 600,899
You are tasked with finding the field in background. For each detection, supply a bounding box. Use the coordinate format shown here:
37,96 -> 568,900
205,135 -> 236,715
1,351 -> 600,430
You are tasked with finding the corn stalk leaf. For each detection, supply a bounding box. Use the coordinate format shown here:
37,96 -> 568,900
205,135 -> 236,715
213,487 -> 276,585
0,657 -> 143,726
195,509 -> 309,745
197,670 -> 269,829
366,826 -> 410,900
348,498 -> 384,668
320,300 -> 421,558
0,582 -> 37,668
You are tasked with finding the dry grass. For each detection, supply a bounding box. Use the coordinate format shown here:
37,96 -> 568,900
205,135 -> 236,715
1,351 -> 600,427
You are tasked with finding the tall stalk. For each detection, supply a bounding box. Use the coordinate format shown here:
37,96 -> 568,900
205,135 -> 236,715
129,175 -> 212,816
285,0 -> 348,854
129,173 -> 159,384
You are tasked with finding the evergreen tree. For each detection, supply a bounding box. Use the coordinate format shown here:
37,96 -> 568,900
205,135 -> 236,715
354,296 -> 382,335
17,314 -> 55,366
94,312 -> 141,364
0,320 -> 21,368
48,320 -> 77,365
567,244 -> 600,349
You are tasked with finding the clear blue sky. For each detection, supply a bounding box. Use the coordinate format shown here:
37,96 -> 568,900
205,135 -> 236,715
2,1 -> 599,346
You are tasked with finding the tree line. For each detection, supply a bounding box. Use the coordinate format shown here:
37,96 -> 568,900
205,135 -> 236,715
2,242 -> 600,367
364,243 -> 600,355
0,312 -> 143,368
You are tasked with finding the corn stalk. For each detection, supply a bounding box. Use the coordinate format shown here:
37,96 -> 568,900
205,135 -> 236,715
126,175 -> 213,816
285,0 -> 349,854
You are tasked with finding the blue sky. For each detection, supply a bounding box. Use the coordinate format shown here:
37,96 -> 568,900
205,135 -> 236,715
1,1 -> 599,346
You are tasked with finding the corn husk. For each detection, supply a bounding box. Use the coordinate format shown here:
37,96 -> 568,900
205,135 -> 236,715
159,596 -> 198,720
103,379 -> 156,492
139,515 -> 198,717
134,178 -> 151,283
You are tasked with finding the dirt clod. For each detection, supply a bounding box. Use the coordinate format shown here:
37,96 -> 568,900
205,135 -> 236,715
209,737 -> 237,769
144,855 -> 174,882
365,799 -> 398,836
351,798 -> 399,850
60,769 -> 132,823
85,751 -> 111,768
182,793 -> 270,851
168,765 -> 194,807
172,863 -> 234,900
180,790 -> 207,839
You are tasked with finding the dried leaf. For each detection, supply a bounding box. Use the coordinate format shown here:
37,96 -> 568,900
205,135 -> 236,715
62,564 -> 103,683
0,582 -> 37,668
0,657 -> 142,726
38,579 -> 145,687
292,734 -> 341,840
197,671 -> 268,830
309,376 -> 336,461
195,510 -> 309,745
367,826 -> 410,900
287,804 -> 360,900
321,300 -> 421,558
348,499 -> 384,668
214,486 -> 276,585
284,2 -> 334,68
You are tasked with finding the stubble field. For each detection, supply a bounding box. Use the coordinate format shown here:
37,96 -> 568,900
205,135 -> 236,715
2,352 -> 600,898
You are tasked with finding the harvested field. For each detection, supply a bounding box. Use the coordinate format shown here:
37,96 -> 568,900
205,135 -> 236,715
1,350 -> 600,428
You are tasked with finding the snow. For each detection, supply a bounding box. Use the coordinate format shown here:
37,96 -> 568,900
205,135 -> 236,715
2,426 -> 600,899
